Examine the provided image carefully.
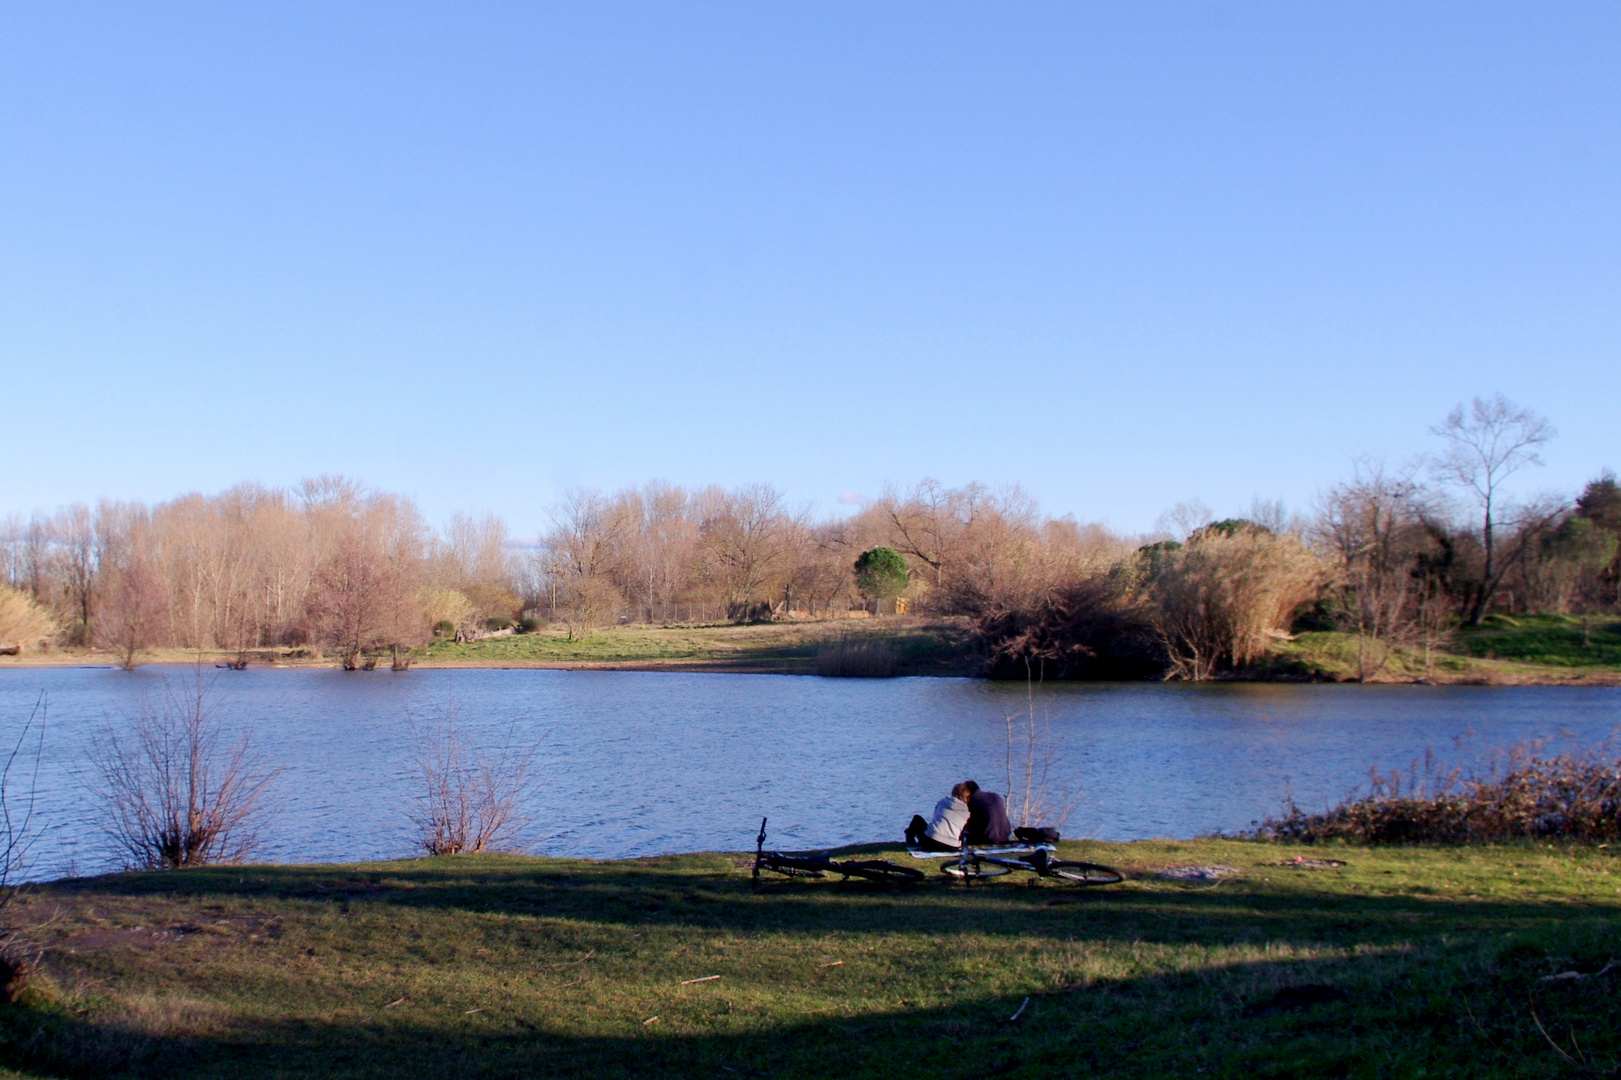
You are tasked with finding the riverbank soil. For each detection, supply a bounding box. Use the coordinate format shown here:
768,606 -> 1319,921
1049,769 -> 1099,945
2,840 -> 1618,1078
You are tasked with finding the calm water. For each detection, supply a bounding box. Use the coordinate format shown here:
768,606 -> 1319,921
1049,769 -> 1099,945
1,666 -> 1617,878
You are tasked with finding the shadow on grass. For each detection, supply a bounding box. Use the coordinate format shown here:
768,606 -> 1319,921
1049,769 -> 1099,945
51,855 -> 1620,950
7,856 -> 1621,1078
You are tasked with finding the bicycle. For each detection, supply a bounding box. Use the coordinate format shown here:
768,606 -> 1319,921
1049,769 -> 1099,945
752,818 -> 925,886
941,843 -> 1124,886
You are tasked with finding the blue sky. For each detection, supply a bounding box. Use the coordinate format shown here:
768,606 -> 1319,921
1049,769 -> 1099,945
2,2 -> 1616,537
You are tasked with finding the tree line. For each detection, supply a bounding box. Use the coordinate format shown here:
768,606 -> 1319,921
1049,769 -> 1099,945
0,396 -> 1617,679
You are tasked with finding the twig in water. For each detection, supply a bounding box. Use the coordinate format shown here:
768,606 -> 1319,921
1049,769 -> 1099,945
1009,997 -> 1030,1023
681,975 -> 721,985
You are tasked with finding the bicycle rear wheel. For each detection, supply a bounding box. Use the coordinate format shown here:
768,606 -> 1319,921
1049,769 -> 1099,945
1046,861 -> 1124,886
835,860 -> 925,884
941,857 -> 1012,881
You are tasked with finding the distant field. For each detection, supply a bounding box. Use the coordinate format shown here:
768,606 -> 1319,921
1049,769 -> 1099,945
414,617 -> 978,675
2,840 -> 1618,1078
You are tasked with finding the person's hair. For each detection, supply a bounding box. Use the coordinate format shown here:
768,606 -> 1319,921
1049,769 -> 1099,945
962,780 -> 980,796
950,782 -> 970,802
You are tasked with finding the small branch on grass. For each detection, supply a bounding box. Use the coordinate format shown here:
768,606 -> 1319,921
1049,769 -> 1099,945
1529,994 -> 1593,1073
680,975 -> 721,985
1008,996 -> 1030,1023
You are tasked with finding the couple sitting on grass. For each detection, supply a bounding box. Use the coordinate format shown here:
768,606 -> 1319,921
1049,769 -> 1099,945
904,780 -> 1011,852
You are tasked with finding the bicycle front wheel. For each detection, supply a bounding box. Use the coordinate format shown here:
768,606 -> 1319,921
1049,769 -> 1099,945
941,858 -> 1012,881
836,860 -> 926,884
1046,861 -> 1124,886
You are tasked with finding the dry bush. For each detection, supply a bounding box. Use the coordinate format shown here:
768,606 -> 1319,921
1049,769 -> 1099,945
1258,743 -> 1621,845
974,573 -> 1157,680
412,709 -> 536,855
814,637 -> 898,677
1148,525 -> 1324,680
0,586 -> 56,654
89,673 -> 277,869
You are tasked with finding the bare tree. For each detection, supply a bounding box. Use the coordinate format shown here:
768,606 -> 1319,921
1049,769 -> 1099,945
89,672 -> 277,869
1431,395 -> 1556,625
1314,463 -> 1430,680
544,489 -> 627,638
95,512 -> 166,671
700,484 -> 788,620
412,707 -> 535,855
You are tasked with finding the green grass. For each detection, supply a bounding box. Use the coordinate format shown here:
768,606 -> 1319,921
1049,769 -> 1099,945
1454,613 -> 1621,668
1263,624 -> 1621,683
3,840 -> 1620,1078
415,618 -> 976,675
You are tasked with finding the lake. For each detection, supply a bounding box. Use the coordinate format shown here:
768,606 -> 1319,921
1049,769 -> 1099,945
1,665 -> 1617,878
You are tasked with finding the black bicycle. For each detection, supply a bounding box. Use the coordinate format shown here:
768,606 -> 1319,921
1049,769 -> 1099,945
752,819 -> 925,886
942,844 -> 1124,886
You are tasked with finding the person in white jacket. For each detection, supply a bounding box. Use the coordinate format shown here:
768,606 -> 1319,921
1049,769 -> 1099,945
905,782 -> 972,851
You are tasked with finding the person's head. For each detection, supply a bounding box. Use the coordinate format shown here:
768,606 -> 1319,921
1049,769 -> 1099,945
949,782 -> 970,802
962,780 -> 980,798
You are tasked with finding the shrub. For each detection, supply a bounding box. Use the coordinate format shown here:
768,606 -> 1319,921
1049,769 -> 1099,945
431,620 -> 455,639
1256,744 -> 1621,845
485,613 -> 513,631
412,709 -> 535,855
88,673 -> 278,869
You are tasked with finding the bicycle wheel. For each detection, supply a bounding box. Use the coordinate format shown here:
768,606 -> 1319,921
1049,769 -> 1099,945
1045,861 -> 1124,886
834,860 -> 925,884
941,857 -> 1012,881
759,854 -> 828,878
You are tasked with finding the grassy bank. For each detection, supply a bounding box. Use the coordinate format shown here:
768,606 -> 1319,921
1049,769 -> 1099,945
415,617 -> 976,675
1262,621 -> 1621,685
2,840 -> 1619,1078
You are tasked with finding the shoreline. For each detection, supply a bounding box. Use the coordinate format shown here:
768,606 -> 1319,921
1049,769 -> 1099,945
3,650 -> 1619,685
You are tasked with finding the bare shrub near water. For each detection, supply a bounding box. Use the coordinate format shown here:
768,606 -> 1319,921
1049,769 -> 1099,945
412,709 -> 536,855
0,694 -> 47,1001
89,673 -> 277,869
814,636 -> 898,677
1258,741 -> 1621,845
1001,683 -> 1078,831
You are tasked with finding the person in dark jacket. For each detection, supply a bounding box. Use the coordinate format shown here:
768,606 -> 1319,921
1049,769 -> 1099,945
962,781 -> 1012,845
